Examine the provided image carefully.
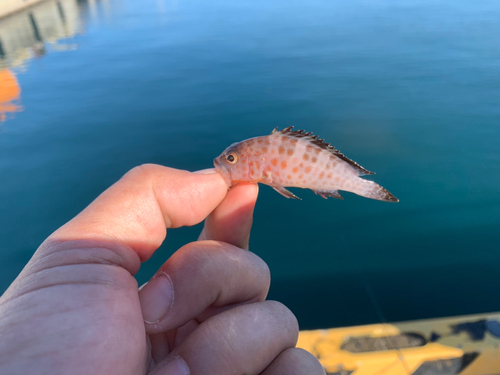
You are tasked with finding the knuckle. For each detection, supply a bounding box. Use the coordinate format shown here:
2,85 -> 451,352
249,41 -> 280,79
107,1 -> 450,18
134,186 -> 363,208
168,241 -> 215,274
288,348 -> 326,374
263,348 -> 326,375
166,241 -> 235,281
262,300 -> 299,336
286,347 -> 322,365
126,163 -> 158,178
121,164 -> 161,189
249,252 -> 271,284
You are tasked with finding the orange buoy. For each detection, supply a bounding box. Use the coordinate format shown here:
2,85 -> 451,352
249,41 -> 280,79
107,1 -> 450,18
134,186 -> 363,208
0,68 -> 22,122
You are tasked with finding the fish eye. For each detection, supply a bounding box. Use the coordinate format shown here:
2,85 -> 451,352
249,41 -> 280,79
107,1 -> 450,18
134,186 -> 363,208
226,152 -> 238,164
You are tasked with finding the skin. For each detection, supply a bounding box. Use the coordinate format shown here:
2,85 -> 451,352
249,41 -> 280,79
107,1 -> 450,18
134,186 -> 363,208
0,164 -> 325,375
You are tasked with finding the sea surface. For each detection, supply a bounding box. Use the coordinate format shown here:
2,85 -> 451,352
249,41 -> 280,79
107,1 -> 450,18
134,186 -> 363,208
1,0 -> 499,330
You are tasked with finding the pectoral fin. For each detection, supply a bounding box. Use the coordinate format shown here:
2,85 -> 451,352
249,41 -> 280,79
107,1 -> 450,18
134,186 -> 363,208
313,189 -> 344,200
272,186 -> 301,200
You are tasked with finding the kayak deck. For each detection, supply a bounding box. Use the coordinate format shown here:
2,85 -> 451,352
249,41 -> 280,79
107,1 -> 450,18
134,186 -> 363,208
297,312 -> 500,375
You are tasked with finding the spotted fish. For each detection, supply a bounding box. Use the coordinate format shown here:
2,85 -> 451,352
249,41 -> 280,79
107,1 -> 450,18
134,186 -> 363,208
214,127 -> 398,202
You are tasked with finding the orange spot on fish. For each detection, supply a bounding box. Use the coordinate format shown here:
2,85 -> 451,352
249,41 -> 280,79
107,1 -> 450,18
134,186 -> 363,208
265,166 -> 272,172
290,139 -> 297,145
327,173 -> 332,178
303,153 -> 309,161
281,161 -> 287,169
287,149 -> 294,156
265,139 -> 270,145
292,167 -> 298,173
298,174 -> 303,179
249,161 -> 254,167
319,172 -> 324,179
314,148 -> 320,154
278,146 -> 285,154
262,147 -> 268,153
305,166 -> 312,173
257,139 -> 262,144
255,161 -> 260,169
335,177 -> 340,182
312,156 -> 317,163
287,175 -> 292,180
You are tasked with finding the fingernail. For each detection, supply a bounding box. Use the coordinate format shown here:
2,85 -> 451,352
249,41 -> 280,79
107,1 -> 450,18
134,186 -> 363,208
139,273 -> 174,324
193,168 -> 217,175
154,356 -> 189,375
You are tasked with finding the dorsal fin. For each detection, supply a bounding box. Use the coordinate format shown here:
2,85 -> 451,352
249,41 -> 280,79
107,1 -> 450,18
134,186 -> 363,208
272,126 -> 375,176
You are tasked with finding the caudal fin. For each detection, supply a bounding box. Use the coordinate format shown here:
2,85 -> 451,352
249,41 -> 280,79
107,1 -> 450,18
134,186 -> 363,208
356,179 -> 399,202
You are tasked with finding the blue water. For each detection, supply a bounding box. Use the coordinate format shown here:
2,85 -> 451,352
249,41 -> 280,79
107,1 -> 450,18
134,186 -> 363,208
1,0 -> 499,329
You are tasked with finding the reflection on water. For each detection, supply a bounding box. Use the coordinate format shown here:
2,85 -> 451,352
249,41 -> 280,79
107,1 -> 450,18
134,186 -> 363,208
0,0 -> 109,122
0,0 -> 85,69
0,69 -> 21,122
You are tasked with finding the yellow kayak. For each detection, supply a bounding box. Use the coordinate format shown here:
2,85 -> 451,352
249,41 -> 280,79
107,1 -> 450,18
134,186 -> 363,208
298,312 -> 500,375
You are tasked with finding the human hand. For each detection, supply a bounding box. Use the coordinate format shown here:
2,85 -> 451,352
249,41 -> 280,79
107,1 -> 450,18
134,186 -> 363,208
0,165 -> 324,375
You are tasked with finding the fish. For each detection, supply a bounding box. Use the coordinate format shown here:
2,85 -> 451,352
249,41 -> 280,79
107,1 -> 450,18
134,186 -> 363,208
214,127 -> 398,202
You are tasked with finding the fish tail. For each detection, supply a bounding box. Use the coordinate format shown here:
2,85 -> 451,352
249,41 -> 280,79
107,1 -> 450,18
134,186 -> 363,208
354,179 -> 399,203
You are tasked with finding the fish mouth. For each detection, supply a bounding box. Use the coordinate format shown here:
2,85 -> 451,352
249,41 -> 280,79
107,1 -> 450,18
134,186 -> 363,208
213,157 -> 232,187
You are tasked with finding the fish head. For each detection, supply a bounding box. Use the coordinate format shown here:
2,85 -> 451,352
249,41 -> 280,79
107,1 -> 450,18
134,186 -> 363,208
214,142 -> 248,187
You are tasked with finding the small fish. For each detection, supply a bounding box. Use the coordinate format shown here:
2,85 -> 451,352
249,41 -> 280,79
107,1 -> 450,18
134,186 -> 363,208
214,127 -> 398,202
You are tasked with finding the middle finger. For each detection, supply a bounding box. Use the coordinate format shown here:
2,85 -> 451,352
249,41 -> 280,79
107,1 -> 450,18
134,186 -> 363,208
139,240 -> 270,334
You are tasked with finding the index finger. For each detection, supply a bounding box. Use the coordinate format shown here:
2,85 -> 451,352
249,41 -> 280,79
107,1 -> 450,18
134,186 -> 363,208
198,183 -> 259,250
46,165 -> 228,271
